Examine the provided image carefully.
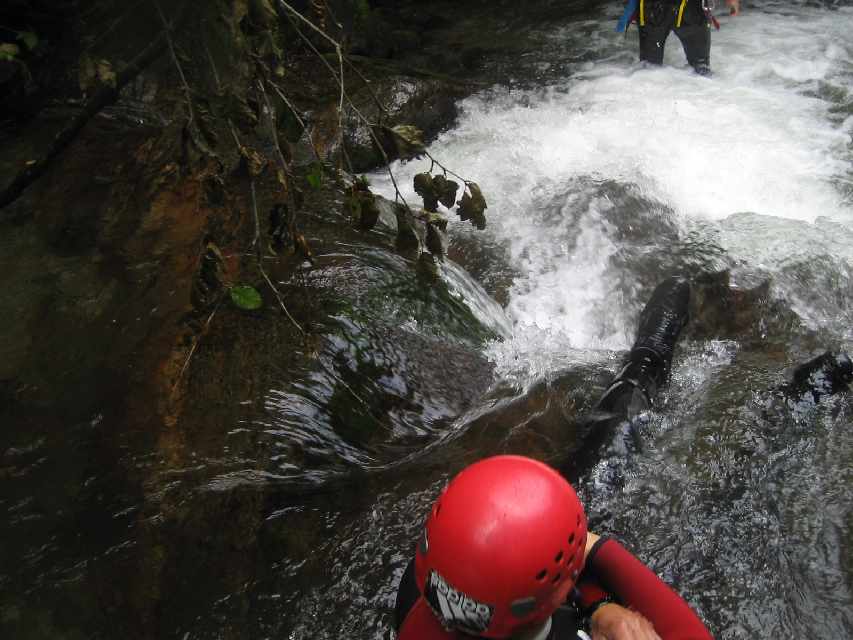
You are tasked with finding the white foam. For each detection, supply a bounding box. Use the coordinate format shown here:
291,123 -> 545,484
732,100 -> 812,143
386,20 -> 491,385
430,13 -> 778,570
371,1 -> 853,378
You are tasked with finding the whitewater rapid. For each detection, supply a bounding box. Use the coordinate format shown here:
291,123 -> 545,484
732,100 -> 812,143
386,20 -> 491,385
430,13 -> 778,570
372,0 -> 853,378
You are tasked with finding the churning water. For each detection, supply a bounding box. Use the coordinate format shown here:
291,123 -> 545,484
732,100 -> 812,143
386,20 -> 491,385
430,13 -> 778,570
368,1 -> 853,637
375,0 -> 853,377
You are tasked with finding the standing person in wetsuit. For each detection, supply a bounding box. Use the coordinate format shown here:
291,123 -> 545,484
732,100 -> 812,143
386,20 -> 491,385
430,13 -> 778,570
634,0 -> 740,75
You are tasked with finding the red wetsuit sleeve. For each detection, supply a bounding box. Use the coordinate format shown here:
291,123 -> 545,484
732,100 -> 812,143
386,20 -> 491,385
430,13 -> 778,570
585,538 -> 713,640
398,597 -> 460,640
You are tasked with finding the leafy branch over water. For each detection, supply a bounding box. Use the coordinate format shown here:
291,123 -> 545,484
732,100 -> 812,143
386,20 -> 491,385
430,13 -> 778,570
0,0 -> 489,389
274,0 -> 489,271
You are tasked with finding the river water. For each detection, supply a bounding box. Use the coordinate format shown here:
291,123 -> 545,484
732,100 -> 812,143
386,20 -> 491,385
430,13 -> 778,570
367,0 -> 853,638
2,1 -> 852,639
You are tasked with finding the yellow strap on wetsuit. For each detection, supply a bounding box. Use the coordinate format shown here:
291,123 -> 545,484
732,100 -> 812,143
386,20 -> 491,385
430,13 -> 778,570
640,0 -> 690,27
676,0 -> 688,27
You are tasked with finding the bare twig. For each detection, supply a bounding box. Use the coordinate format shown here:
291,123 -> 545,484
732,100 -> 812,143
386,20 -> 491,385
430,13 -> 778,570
278,4 -> 352,174
267,79 -> 325,165
228,121 -> 242,149
86,0 -> 148,51
173,299 -> 222,392
268,81 -> 306,129
259,263 -> 305,334
250,177 -> 305,334
255,79 -> 304,259
0,7 -> 182,211
250,180 -> 261,251
425,151 -> 474,187
256,80 -> 293,179
275,1 -> 414,210
342,56 -> 386,124
267,78 -> 328,167
153,0 -> 195,126
337,43 -> 346,166
202,35 -> 223,93
276,0 -> 340,50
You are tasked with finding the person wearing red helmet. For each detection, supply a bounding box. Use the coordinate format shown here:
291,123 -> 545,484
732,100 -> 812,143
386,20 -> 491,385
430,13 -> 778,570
393,455 -> 712,640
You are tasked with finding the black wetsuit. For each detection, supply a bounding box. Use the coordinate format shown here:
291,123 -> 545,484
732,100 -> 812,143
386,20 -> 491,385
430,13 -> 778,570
638,0 -> 711,74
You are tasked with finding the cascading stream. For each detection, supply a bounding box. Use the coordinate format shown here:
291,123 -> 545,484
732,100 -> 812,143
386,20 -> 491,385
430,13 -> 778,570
366,1 -> 853,637
372,0 -> 852,377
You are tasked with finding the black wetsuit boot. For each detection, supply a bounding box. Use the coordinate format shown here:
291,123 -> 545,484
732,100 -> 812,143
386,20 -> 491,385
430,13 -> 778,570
597,276 -> 691,417
563,276 -> 691,482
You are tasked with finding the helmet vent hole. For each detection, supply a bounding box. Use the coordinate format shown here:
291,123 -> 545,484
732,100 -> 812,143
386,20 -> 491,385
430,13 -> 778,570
535,569 -> 547,582
568,532 -> 575,545
554,551 -> 563,563
551,573 -> 561,584
511,597 -> 537,618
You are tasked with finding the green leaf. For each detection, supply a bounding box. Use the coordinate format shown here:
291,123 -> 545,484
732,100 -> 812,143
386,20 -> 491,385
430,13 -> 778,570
230,285 -> 263,310
0,43 -> 20,61
18,31 -> 38,51
96,59 -> 116,88
306,165 -> 322,189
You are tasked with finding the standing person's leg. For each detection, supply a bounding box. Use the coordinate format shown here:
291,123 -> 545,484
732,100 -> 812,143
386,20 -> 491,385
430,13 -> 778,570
638,25 -> 669,64
638,0 -> 675,65
674,0 -> 711,74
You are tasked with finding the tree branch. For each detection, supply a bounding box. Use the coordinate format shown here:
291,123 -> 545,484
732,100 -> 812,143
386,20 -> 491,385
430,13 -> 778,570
0,2 -> 190,212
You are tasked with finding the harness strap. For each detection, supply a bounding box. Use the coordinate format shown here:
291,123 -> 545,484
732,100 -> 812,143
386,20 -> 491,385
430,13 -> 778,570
638,0 -> 721,30
675,0 -> 688,27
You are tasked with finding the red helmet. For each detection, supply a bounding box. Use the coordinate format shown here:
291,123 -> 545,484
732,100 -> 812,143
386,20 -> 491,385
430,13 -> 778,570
415,455 -> 588,638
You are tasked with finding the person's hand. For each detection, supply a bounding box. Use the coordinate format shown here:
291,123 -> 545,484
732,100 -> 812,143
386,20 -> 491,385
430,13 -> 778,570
725,0 -> 740,16
590,603 -> 661,640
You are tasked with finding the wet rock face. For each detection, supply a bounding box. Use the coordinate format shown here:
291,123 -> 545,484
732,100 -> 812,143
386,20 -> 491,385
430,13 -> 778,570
0,1 -> 520,638
0,0 -> 497,436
